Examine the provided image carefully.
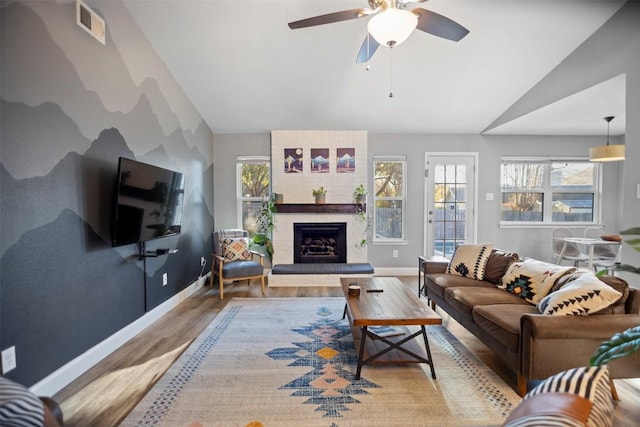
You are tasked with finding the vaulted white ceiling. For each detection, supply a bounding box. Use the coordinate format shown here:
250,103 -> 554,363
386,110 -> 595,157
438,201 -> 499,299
122,0 -> 627,136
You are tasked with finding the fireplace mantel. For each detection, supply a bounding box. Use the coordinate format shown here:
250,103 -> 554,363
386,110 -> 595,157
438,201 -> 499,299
274,203 -> 365,214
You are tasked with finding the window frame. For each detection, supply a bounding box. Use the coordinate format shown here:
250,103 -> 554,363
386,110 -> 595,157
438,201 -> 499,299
372,155 -> 407,243
499,157 -> 602,227
236,156 -> 270,233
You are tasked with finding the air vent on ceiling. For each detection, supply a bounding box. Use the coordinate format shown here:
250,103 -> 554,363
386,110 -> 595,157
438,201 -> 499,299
76,0 -> 105,45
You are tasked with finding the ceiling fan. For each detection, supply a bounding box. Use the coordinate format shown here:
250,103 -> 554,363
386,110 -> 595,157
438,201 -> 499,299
288,0 -> 469,63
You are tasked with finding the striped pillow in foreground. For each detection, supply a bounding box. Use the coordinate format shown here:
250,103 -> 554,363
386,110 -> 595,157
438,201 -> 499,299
504,366 -> 614,427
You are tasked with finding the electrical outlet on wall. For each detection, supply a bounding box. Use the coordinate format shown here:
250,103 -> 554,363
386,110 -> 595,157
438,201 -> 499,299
200,257 -> 206,266
162,273 -> 168,286
1,346 -> 17,374
392,250 -> 398,258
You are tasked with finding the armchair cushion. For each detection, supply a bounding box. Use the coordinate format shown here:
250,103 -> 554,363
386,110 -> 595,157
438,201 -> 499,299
221,260 -> 263,279
222,237 -> 252,261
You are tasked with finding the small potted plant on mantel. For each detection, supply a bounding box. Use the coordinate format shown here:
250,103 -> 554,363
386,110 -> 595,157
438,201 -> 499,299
312,186 -> 327,204
354,184 -> 367,204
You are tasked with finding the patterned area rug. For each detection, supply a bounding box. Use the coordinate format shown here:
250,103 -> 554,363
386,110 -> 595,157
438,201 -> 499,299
121,298 -> 521,426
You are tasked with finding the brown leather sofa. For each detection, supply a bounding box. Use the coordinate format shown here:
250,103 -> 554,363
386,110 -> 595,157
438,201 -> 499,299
422,249 -> 640,396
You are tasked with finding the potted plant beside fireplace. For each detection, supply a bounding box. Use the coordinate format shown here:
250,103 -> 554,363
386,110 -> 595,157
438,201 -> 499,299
354,184 -> 367,204
312,186 -> 327,204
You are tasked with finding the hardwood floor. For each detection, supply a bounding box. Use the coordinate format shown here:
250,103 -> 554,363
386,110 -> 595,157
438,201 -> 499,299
54,277 -> 640,426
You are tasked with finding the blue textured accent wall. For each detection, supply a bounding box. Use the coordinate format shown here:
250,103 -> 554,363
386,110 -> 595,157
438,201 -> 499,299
0,1 -> 214,386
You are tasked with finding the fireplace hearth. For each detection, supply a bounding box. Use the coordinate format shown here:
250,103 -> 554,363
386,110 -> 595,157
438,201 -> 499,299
294,222 -> 347,264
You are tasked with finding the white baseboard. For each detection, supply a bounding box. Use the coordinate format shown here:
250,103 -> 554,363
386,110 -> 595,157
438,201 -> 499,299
373,267 -> 417,276
30,273 -> 209,396
267,267 -> 417,287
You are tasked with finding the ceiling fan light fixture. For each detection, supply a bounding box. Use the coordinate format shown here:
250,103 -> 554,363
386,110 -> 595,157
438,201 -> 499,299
367,8 -> 417,47
589,116 -> 625,162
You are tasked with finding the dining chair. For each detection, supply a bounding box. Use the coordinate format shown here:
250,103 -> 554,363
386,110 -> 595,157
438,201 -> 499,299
552,227 -> 589,267
584,228 -> 621,273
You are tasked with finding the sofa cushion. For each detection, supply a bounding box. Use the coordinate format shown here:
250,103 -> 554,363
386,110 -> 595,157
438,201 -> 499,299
446,243 -> 494,280
499,259 -> 575,304
552,271 -> 630,315
425,273 -> 495,299
516,365 -> 614,427
444,287 -> 528,320
484,249 -> 520,284
473,304 -> 539,352
596,275 -> 630,314
537,273 -> 622,316
550,268 -> 592,293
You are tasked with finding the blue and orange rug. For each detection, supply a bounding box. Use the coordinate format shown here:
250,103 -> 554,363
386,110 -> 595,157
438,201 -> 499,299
121,298 -> 520,426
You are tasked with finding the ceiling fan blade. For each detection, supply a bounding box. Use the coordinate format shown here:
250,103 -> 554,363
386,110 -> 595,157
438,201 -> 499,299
412,8 -> 469,41
356,34 -> 380,63
288,8 -> 368,29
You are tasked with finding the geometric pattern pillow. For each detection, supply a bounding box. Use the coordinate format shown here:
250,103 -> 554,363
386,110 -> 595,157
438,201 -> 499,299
499,259 -> 574,304
446,243 -> 494,280
520,365 -> 614,427
537,273 -> 622,316
221,237 -> 252,261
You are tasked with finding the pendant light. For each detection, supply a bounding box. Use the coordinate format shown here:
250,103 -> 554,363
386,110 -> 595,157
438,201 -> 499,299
589,116 -> 625,162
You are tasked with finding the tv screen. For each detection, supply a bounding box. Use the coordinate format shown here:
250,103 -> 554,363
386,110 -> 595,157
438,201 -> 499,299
111,157 -> 185,247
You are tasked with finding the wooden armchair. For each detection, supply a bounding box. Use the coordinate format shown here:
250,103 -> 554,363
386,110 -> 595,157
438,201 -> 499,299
211,229 -> 265,299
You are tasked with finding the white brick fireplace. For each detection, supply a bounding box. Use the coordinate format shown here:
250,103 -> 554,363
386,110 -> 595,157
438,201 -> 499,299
269,130 -> 369,286
271,212 -> 368,266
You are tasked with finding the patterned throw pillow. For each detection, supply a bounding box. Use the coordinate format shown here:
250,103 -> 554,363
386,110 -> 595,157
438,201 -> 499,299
446,243 -> 494,280
499,259 -> 574,304
537,273 -> 622,316
222,237 -> 252,261
504,366 -> 614,427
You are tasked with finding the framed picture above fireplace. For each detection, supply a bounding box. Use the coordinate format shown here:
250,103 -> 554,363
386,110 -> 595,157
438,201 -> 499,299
284,148 -> 303,173
310,148 -> 330,173
336,148 -> 355,173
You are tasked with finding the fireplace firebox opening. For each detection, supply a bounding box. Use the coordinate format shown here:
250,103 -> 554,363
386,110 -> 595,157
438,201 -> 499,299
294,222 -> 347,264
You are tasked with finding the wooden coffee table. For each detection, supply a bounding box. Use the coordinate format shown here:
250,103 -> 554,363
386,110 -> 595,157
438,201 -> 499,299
340,277 -> 442,379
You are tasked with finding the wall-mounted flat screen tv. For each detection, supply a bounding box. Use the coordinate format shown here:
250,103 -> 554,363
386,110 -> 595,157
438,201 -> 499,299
111,157 -> 185,247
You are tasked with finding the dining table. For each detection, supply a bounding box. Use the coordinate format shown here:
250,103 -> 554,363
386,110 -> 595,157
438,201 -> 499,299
555,237 -> 621,270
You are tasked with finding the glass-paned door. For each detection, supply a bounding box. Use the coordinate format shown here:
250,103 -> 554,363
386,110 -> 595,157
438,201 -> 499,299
424,154 -> 476,259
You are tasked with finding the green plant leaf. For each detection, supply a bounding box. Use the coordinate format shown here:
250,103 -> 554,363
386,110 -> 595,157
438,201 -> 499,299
623,237 -> 640,253
589,326 -> 640,366
252,233 -> 269,245
614,264 -> 640,274
619,227 -> 640,235
594,269 -> 608,278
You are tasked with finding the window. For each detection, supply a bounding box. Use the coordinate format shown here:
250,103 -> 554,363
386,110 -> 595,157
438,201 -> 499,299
373,156 -> 406,241
500,158 -> 600,225
236,156 -> 270,234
